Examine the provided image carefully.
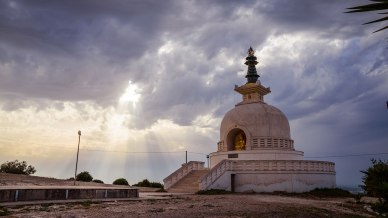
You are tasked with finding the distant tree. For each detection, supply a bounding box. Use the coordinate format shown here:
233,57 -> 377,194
76,171 -> 93,182
361,159 -> 388,213
0,160 -> 36,175
346,0 -> 388,33
92,179 -> 104,184
113,178 -> 129,186
133,179 -> 164,189
133,179 -> 151,187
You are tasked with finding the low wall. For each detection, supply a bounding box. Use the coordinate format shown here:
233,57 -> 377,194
200,159 -> 336,193
207,171 -> 336,193
0,186 -> 138,203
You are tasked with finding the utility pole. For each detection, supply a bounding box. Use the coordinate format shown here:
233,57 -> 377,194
74,130 -> 81,186
185,150 -> 187,164
207,155 -> 210,168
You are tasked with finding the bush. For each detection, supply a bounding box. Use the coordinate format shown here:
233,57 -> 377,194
134,179 -> 150,187
0,206 -> 10,216
361,159 -> 388,213
361,159 -> 388,199
76,171 -> 93,182
263,188 -> 354,198
303,188 -> 353,198
196,189 -> 232,195
372,199 -> 388,214
133,179 -> 164,188
92,179 -> 104,184
149,182 -> 164,189
113,178 -> 129,186
0,160 -> 36,175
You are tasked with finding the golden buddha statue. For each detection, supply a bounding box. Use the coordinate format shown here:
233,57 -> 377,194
234,132 -> 246,150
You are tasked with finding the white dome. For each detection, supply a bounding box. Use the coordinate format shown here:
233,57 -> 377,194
219,102 -> 292,151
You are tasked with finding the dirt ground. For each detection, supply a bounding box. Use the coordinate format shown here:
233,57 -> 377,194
0,173 -> 378,217
1,194 -> 377,218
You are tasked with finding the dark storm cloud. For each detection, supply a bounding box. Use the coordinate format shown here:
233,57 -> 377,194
266,37 -> 387,121
0,0 -> 168,58
0,0 -> 385,128
0,0 -> 377,111
255,0 -> 374,37
0,0 -> 175,107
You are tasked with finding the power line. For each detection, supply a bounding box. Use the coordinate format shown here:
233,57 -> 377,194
187,151 -> 208,155
43,145 -> 209,155
305,152 -> 388,158
73,148 -> 388,158
81,148 -> 184,154
7,144 -> 388,158
41,145 -> 185,154
74,149 -> 388,159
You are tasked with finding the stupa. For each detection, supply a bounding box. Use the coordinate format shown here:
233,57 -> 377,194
164,48 -> 336,193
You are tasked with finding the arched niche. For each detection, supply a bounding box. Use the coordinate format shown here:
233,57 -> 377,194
226,128 -> 247,151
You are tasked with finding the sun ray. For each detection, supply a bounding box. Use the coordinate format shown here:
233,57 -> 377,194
119,81 -> 141,107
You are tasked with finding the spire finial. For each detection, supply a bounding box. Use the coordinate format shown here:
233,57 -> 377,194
248,47 -> 255,57
244,47 -> 259,83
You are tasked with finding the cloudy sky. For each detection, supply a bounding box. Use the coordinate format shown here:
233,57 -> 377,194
0,0 -> 387,187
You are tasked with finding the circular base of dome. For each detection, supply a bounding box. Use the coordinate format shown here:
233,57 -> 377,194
209,149 -> 304,168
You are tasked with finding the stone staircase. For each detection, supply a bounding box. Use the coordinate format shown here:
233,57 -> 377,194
167,170 -> 209,193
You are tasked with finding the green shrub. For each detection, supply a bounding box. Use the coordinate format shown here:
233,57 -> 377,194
76,171 -> 93,182
264,188 -> 354,198
196,189 -> 231,195
0,206 -> 10,216
361,159 -> 388,199
81,200 -> 92,208
150,182 -> 164,189
134,179 -> 150,187
92,179 -> 104,184
361,159 -> 388,213
113,178 -> 129,186
0,160 -> 36,175
133,179 -> 163,188
305,188 -> 354,198
371,199 -> 388,214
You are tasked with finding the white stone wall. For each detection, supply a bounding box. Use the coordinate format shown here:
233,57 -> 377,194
206,171 -> 336,193
200,159 -> 336,193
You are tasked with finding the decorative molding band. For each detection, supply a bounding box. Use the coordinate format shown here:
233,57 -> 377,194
217,137 -> 295,151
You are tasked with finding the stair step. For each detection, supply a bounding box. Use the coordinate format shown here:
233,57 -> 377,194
167,170 -> 209,193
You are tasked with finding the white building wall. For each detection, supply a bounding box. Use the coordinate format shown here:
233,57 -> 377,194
206,171 -> 336,193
